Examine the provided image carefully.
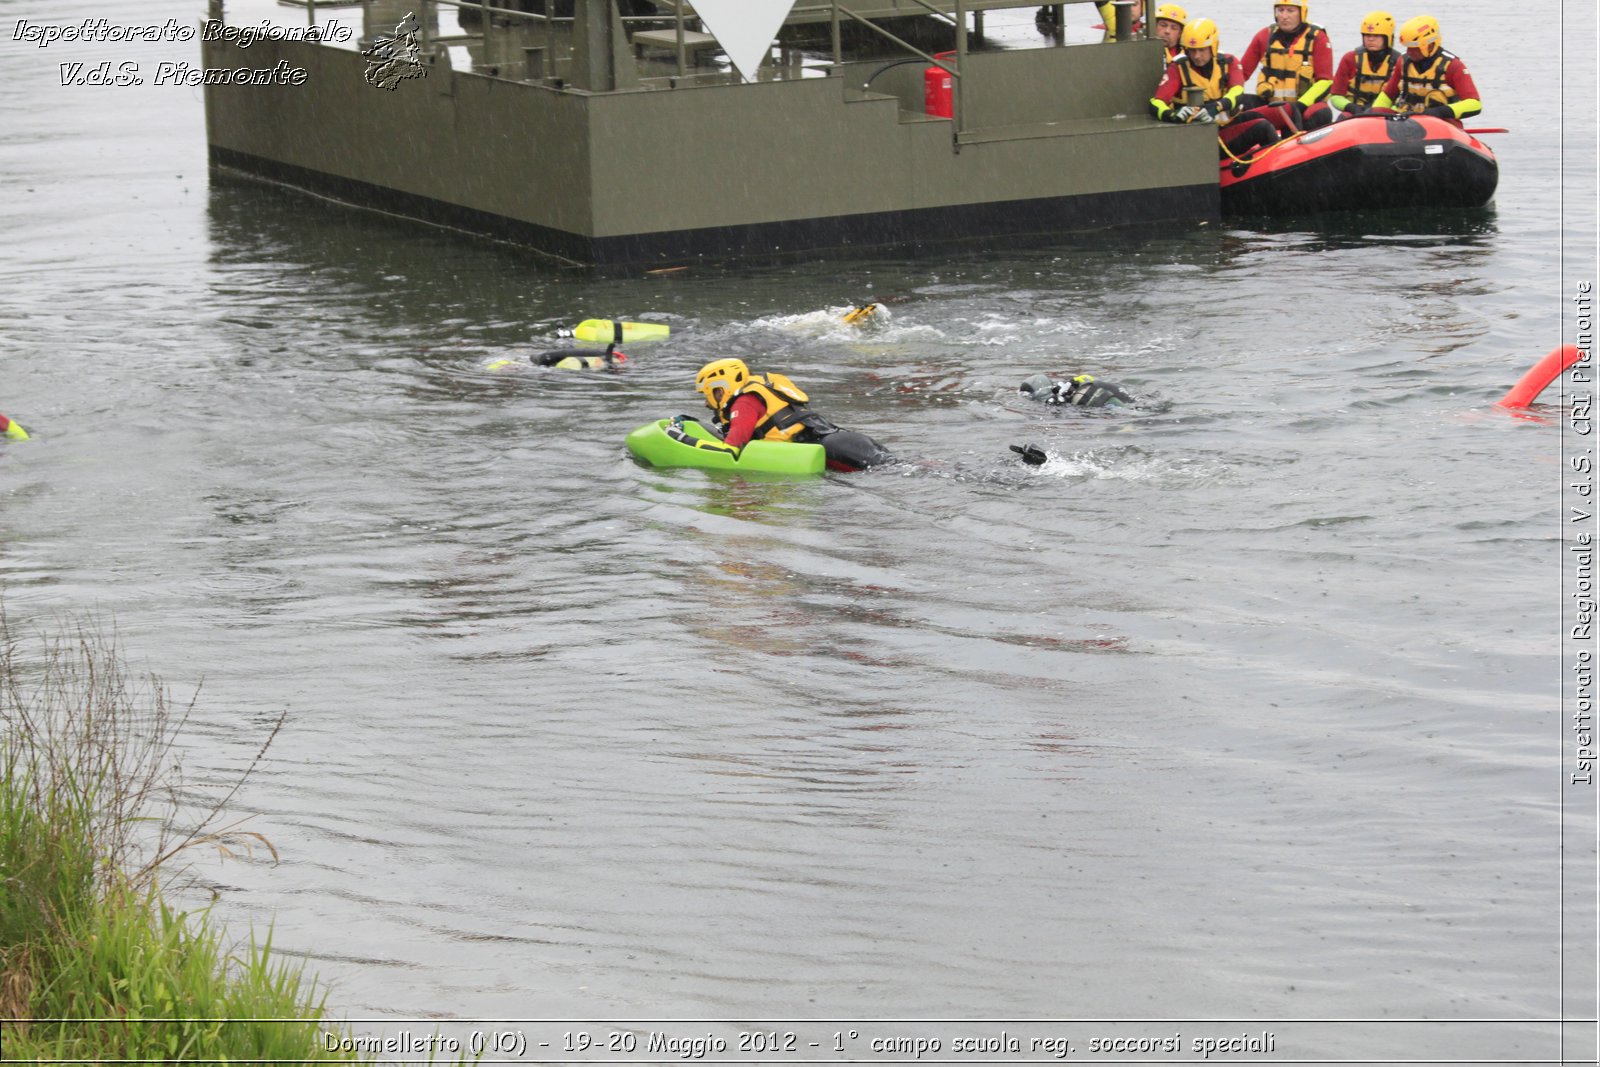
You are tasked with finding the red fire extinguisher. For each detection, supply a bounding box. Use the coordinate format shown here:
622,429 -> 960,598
924,51 -> 955,118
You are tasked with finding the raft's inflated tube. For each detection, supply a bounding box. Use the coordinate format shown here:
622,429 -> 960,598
1497,345 -> 1582,409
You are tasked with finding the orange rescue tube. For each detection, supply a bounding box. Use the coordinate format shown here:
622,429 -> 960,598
1497,345 -> 1583,409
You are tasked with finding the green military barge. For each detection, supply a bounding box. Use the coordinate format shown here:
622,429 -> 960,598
202,0 -> 1216,267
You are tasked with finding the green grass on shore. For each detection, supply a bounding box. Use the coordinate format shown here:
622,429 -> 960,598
0,615 -> 375,1063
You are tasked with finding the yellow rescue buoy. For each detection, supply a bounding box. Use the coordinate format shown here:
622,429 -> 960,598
573,319 -> 670,344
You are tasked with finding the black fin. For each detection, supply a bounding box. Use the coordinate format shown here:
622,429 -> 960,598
1010,443 -> 1049,466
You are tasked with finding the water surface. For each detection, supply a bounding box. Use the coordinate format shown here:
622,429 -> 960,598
0,1 -> 1594,1061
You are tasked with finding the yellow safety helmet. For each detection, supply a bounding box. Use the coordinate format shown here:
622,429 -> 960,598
1154,3 -> 1187,28
1359,10 -> 1394,42
1273,1 -> 1307,22
696,358 -> 751,413
1180,17 -> 1218,52
1398,14 -> 1440,57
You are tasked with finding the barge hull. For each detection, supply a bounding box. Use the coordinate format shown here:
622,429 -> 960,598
203,14 -> 1218,267
212,144 -> 1213,266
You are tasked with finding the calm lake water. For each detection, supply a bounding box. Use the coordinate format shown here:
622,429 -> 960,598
1,0 -> 1595,1062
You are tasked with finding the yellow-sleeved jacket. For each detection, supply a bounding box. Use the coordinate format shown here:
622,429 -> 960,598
1150,53 -> 1244,121
1250,23 -> 1333,105
1376,50 -> 1483,121
1344,48 -> 1399,107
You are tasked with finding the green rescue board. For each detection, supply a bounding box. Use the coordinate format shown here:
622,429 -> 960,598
625,419 -> 826,475
574,319 -> 671,344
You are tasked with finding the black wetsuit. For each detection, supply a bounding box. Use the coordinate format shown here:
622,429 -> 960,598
1019,374 -> 1133,408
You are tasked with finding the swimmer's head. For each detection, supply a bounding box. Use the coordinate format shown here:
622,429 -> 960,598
843,302 -> 889,327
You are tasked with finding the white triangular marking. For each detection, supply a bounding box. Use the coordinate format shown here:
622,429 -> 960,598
690,0 -> 794,83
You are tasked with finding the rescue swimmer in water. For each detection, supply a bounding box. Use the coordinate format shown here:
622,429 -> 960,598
843,301 -> 889,327
484,343 -> 629,371
1010,374 -> 1135,466
1019,373 -> 1135,408
533,343 -> 628,369
0,413 -> 29,440
692,359 -> 895,472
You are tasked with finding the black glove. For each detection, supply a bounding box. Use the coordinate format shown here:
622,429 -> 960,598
1010,443 -> 1049,466
1160,107 -> 1184,124
1422,104 -> 1455,120
1203,100 -> 1222,117
1344,100 -> 1369,115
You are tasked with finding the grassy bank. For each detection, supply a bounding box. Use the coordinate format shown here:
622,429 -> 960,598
0,616 -> 371,1063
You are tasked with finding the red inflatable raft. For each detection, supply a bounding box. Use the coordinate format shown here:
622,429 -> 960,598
1220,113 -> 1498,215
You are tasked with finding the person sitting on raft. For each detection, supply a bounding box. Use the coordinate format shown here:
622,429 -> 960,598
1150,19 -> 1279,161
1370,15 -> 1481,126
0,413 -> 29,440
1151,3 -> 1188,67
1020,373 -> 1134,409
1327,11 -> 1401,117
694,358 -> 894,473
1237,1 -> 1335,133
